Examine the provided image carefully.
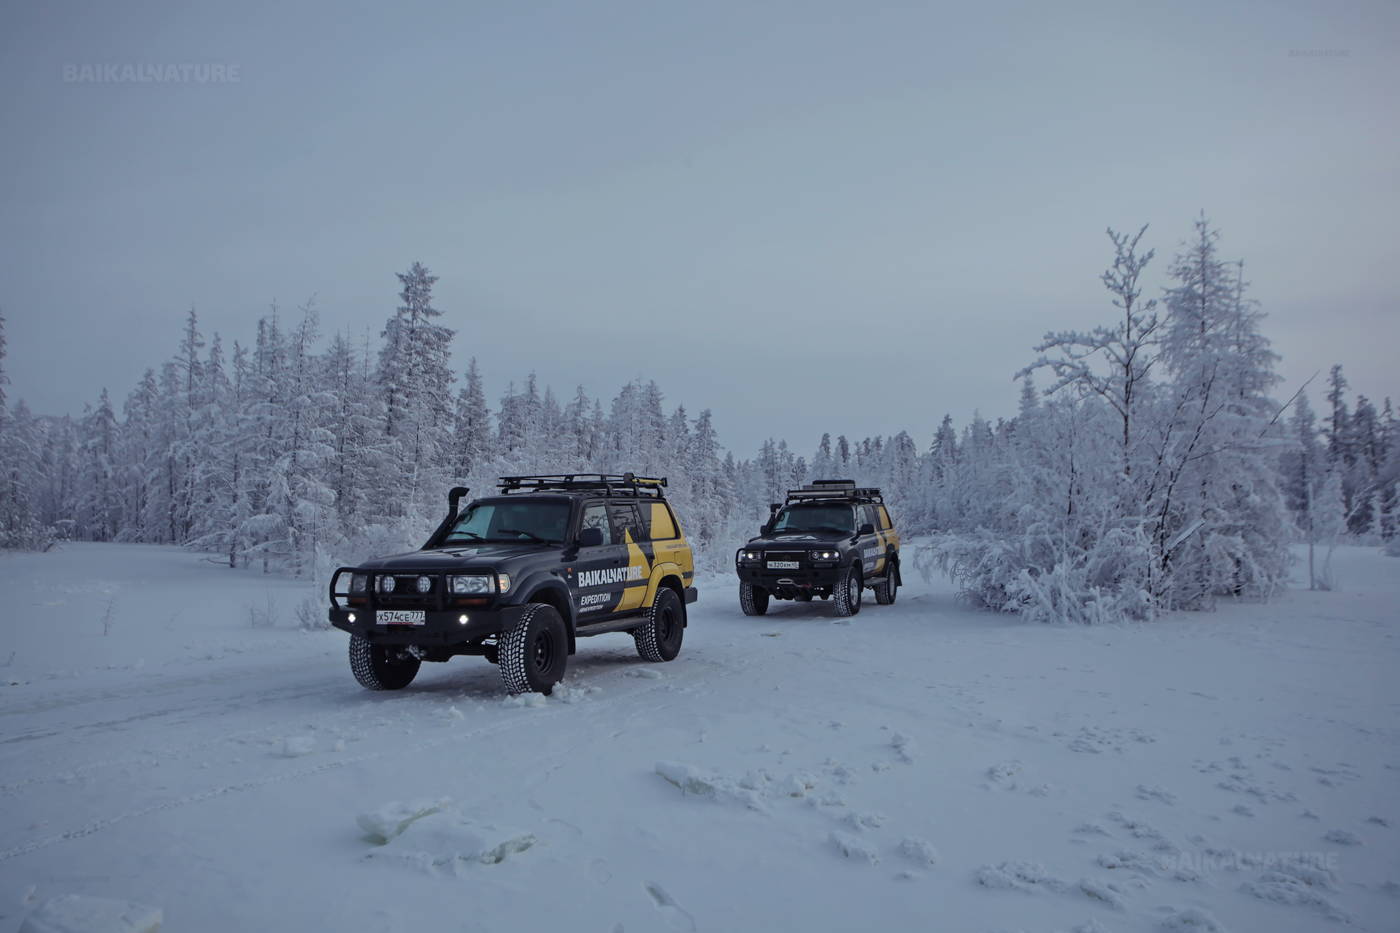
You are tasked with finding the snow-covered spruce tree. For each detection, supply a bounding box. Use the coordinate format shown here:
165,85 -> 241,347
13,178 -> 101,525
685,408 -> 731,558
452,358 -> 491,480
184,335 -> 238,560
321,331 -> 385,545
1380,398 -> 1398,544
1346,394 -> 1381,536
116,369 -> 159,542
36,414 -> 78,535
1153,217 -> 1289,608
377,262 -> 455,521
0,400 -> 52,550
75,389 -> 120,541
1280,390 -> 1326,587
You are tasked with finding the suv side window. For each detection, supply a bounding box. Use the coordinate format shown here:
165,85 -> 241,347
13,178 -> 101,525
580,503 -> 612,542
877,505 -> 893,531
860,505 -> 879,534
607,503 -> 644,545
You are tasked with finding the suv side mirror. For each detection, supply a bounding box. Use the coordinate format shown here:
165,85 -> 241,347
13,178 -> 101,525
578,527 -> 605,548
858,522 -> 875,536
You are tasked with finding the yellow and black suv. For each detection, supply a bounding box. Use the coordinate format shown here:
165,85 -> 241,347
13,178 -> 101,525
735,480 -> 901,617
329,474 -> 697,695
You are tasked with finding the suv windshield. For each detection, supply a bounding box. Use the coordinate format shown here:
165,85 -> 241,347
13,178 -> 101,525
772,503 -> 854,535
441,500 -> 570,545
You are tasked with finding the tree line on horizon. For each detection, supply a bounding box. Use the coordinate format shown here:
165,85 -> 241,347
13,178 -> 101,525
1,217 -> 1395,620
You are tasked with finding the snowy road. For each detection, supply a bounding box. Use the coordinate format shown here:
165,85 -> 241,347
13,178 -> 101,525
1,543 -> 1398,932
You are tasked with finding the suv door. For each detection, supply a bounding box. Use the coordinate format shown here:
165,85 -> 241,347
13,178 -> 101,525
572,501 -> 626,618
857,504 -> 883,576
876,503 -> 899,569
608,502 -> 651,614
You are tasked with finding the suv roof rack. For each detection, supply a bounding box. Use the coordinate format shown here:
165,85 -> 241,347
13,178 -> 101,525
497,473 -> 668,498
784,480 -> 883,504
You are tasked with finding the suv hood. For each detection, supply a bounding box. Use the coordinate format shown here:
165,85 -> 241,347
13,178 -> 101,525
746,530 -> 854,547
359,544 -> 555,571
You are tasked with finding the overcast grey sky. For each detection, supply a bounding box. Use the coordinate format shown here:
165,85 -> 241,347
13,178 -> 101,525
2,0 -> 1397,453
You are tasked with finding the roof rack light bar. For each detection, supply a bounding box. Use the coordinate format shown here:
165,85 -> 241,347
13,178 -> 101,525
784,481 -> 883,503
496,473 -> 668,497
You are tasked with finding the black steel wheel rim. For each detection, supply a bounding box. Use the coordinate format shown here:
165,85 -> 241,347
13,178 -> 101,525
659,605 -> 677,643
532,629 -> 555,673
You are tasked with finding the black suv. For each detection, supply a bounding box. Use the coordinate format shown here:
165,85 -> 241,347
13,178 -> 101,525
329,474 -> 698,695
735,480 -> 901,617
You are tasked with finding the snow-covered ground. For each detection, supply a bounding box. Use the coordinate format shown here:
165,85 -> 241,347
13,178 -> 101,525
1,542 -> 1397,932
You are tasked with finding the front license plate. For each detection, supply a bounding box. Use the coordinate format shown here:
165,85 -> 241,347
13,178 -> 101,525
378,610 -> 425,626
767,561 -> 800,570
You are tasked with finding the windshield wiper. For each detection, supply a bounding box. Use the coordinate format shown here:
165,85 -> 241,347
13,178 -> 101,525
493,528 -> 552,544
440,531 -> 485,544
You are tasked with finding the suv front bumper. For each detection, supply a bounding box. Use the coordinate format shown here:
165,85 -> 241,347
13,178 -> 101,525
329,605 -> 525,646
736,563 -> 845,589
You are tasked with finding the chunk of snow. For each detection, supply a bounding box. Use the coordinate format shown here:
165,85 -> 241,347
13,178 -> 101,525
1077,877 -> 1125,910
975,861 -> 1066,893
356,798 -> 450,845
655,761 -> 723,798
278,735 -> 315,758
828,831 -> 879,865
898,837 -> 939,866
890,732 -> 914,763
366,811 -> 536,874
19,895 -> 162,933
1158,906 -> 1227,931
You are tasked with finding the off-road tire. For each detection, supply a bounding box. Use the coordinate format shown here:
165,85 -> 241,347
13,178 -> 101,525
499,603 -> 568,695
874,557 -> 899,604
349,635 -> 421,690
634,586 -> 685,662
834,566 -> 862,617
739,582 -> 769,616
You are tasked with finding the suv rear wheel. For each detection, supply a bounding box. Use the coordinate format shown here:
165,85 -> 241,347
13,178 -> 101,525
499,603 -> 568,695
833,566 -> 862,617
349,635 -> 421,690
634,586 -> 684,662
874,559 -> 899,604
739,582 -> 769,616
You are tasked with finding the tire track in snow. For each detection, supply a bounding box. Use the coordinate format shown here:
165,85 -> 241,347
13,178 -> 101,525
0,653 -> 742,864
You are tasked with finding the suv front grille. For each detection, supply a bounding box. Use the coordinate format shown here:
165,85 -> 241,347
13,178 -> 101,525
376,573 -> 439,610
764,551 -> 806,565
369,573 -> 494,611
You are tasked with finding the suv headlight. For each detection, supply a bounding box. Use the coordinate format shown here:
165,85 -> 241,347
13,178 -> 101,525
738,549 -> 762,563
350,573 -> 369,594
449,575 -> 493,595
810,549 -> 840,561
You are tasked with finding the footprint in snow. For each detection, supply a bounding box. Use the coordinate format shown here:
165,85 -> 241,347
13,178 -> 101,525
644,882 -> 696,932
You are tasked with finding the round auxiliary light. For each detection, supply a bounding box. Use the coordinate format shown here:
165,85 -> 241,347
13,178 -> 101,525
378,575 -> 396,594
458,614 -> 470,625
416,575 -> 432,593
